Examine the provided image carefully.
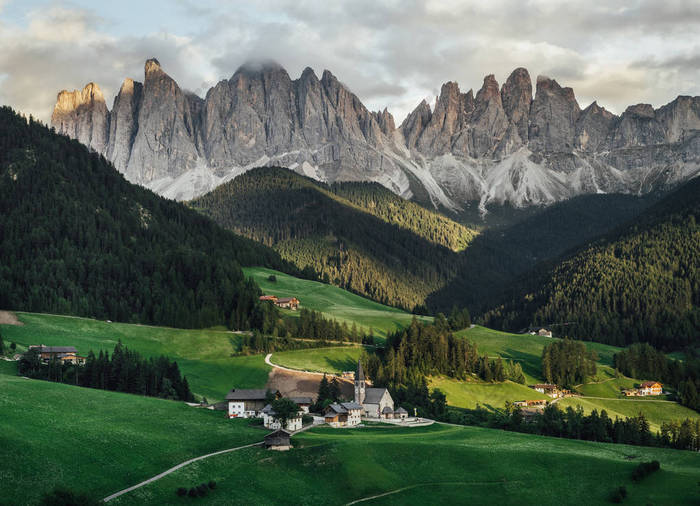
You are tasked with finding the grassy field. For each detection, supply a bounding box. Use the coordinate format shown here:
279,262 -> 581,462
429,377 -> 549,410
0,364 -> 263,505
243,267 -> 432,338
577,377 -> 641,398
455,325 -> 622,383
111,423 -> 700,506
557,397 -> 700,432
270,346 -> 366,374
0,312 -> 271,401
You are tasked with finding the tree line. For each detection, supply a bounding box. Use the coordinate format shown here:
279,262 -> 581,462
18,341 -> 194,402
541,339 -> 597,388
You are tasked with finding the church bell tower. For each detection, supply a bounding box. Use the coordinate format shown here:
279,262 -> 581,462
354,359 -> 366,404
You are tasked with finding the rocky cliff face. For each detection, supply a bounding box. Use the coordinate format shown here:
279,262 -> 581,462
51,60 -> 700,213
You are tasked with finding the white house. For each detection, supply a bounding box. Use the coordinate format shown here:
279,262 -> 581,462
225,389 -> 280,419
324,402 -> 362,427
289,397 -> 313,413
261,404 -> 302,432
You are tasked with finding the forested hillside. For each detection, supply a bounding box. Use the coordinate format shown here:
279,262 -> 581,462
483,177 -> 700,349
0,107 -> 289,329
427,193 -> 656,313
192,167 -> 476,310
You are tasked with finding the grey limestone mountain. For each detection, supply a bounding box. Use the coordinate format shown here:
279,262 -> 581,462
51,60 -> 700,213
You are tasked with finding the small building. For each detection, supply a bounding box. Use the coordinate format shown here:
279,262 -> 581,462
638,381 -> 663,396
381,406 -> 394,419
29,345 -> 85,365
537,328 -> 553,338
622,388 -> 639,397
261,404 -> 302,432
275,297 -> 300,310
289,397 -> 313,414
259,295 -> 278,303
530,384 -> 561,398
264,429 -> 292,451
514,399 -> 548,408
225,389 -> 280,419
395,407 -> 408,420
324,402 -> 362,427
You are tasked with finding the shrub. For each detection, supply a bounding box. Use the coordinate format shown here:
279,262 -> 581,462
632,461 -> 661,482
610,486 -> 627,503
188,488 -> 197,498
268,275 -> 277,282
39,487 -> 100,506
176,487 -> 187,497
208,481 -> 217,490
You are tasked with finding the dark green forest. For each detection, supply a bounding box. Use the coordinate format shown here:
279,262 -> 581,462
0,107 -> 290,329
192,166 -> 474,310
482,178 -> 700,349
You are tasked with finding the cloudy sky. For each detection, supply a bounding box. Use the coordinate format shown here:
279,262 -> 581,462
1,0 -> 699,124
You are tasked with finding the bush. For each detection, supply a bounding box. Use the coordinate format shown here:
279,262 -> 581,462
632,460 -> 661,482
268,275 -> 277,282
40,487 -> 100,505
208,481 -> 217,490
188,488 -> 197,498
197,484 -> 208,497
610,485 -> 627,503
176,487 -> 187,497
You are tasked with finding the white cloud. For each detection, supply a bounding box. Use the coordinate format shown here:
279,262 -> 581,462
0,0 -> 698,124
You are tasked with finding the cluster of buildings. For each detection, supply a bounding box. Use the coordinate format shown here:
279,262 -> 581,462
258,295 -> 300,311
622,381 -> 663,397
529,384 -> 575,399
226,361 -> 409,432
28,345 -> 85,365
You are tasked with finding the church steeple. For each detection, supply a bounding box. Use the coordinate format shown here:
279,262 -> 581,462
354,359 -> 366,404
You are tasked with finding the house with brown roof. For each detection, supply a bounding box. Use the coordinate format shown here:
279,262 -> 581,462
275,297 -> 299,310
324,402 -> 362,427
530,384 -> 562,398
264,429 -> 292,451
29,345 -> 85,365
225,389 -> 281,419
638,381 -> 663,396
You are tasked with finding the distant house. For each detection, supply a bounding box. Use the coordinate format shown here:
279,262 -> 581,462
394,407 -> 408,420
324,402 -> 362,427
225,389 -> 280,419
276,297 -> 300,310
514,399 -> 548,408
261,404 -> 302,432
622,389 -> 639,397
530,384 -> 562,398
259,295 -> 300,310
354,361 -> 394,417
29,345 -> 85,365
264,429 -> 292,451
289,397 -> 313,414
638,381 -> 663,396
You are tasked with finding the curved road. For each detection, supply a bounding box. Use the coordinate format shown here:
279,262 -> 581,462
265,353 -> 334,377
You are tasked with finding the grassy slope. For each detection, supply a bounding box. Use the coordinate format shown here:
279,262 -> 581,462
557,397 -> 700,432
0,364 -> 262,505
112,424 -> 700,506
270,346 -> 366,374
429,377 -> 549,410
244,266 -> 432,338
0,313 -> 270,401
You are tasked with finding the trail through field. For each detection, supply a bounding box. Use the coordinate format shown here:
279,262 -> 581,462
102,442 -> 263,502
345,480 -> 522,504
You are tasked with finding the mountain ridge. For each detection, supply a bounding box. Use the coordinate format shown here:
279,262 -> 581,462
51,59 -> 700,213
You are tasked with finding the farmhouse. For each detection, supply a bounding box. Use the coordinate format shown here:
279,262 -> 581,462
225,389 -> 280,418
514,399 -> 548,408
264,429 -> 292,451
354,360 -> 394,418
29,345 -> 85,365
638,381 -> 663,396
324,402 -> 363,427
530,384 -> 562,398
258,295 -> 300,310
261,404 -> 302,432
289,397 -> 313,413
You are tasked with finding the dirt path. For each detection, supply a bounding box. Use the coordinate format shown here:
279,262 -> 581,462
102,442 -> 263,502
0,311 -> 23,326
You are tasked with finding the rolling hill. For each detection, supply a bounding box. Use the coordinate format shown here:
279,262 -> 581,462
192,166 -> 475,311
482,176 -> 700,349
0,107 -> 288,330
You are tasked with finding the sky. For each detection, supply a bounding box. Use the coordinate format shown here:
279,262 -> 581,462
1,0 -> 699,124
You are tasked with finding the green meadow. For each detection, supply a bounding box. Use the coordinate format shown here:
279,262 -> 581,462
270,346 -> 366,374
243,266 -> 432,338
429,377 -> 549,410
0,363 -> 262,506
0,312 -> 270,401
111,423 -> 700,506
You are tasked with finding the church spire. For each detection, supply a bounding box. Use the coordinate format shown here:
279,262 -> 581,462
356,359 -> 365,382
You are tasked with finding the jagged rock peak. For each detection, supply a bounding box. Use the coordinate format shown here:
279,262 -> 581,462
54,82 -> 106,110
476,74 -> 500,101
624,103 -> 656,118
145,58 -> 162,75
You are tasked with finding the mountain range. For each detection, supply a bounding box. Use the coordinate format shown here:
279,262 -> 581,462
51,59 -> 700,213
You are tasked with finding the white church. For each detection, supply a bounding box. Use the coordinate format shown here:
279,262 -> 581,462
354,360 -> 395,418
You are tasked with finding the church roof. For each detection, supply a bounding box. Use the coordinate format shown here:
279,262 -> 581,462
382,406 -> 394,413
364,388 -> 389,404
356,360 -> 365,382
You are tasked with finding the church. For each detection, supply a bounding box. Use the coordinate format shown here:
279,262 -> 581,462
354,360 -> 394,418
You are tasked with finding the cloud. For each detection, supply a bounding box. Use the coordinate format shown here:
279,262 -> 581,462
0,0 -> 698,124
